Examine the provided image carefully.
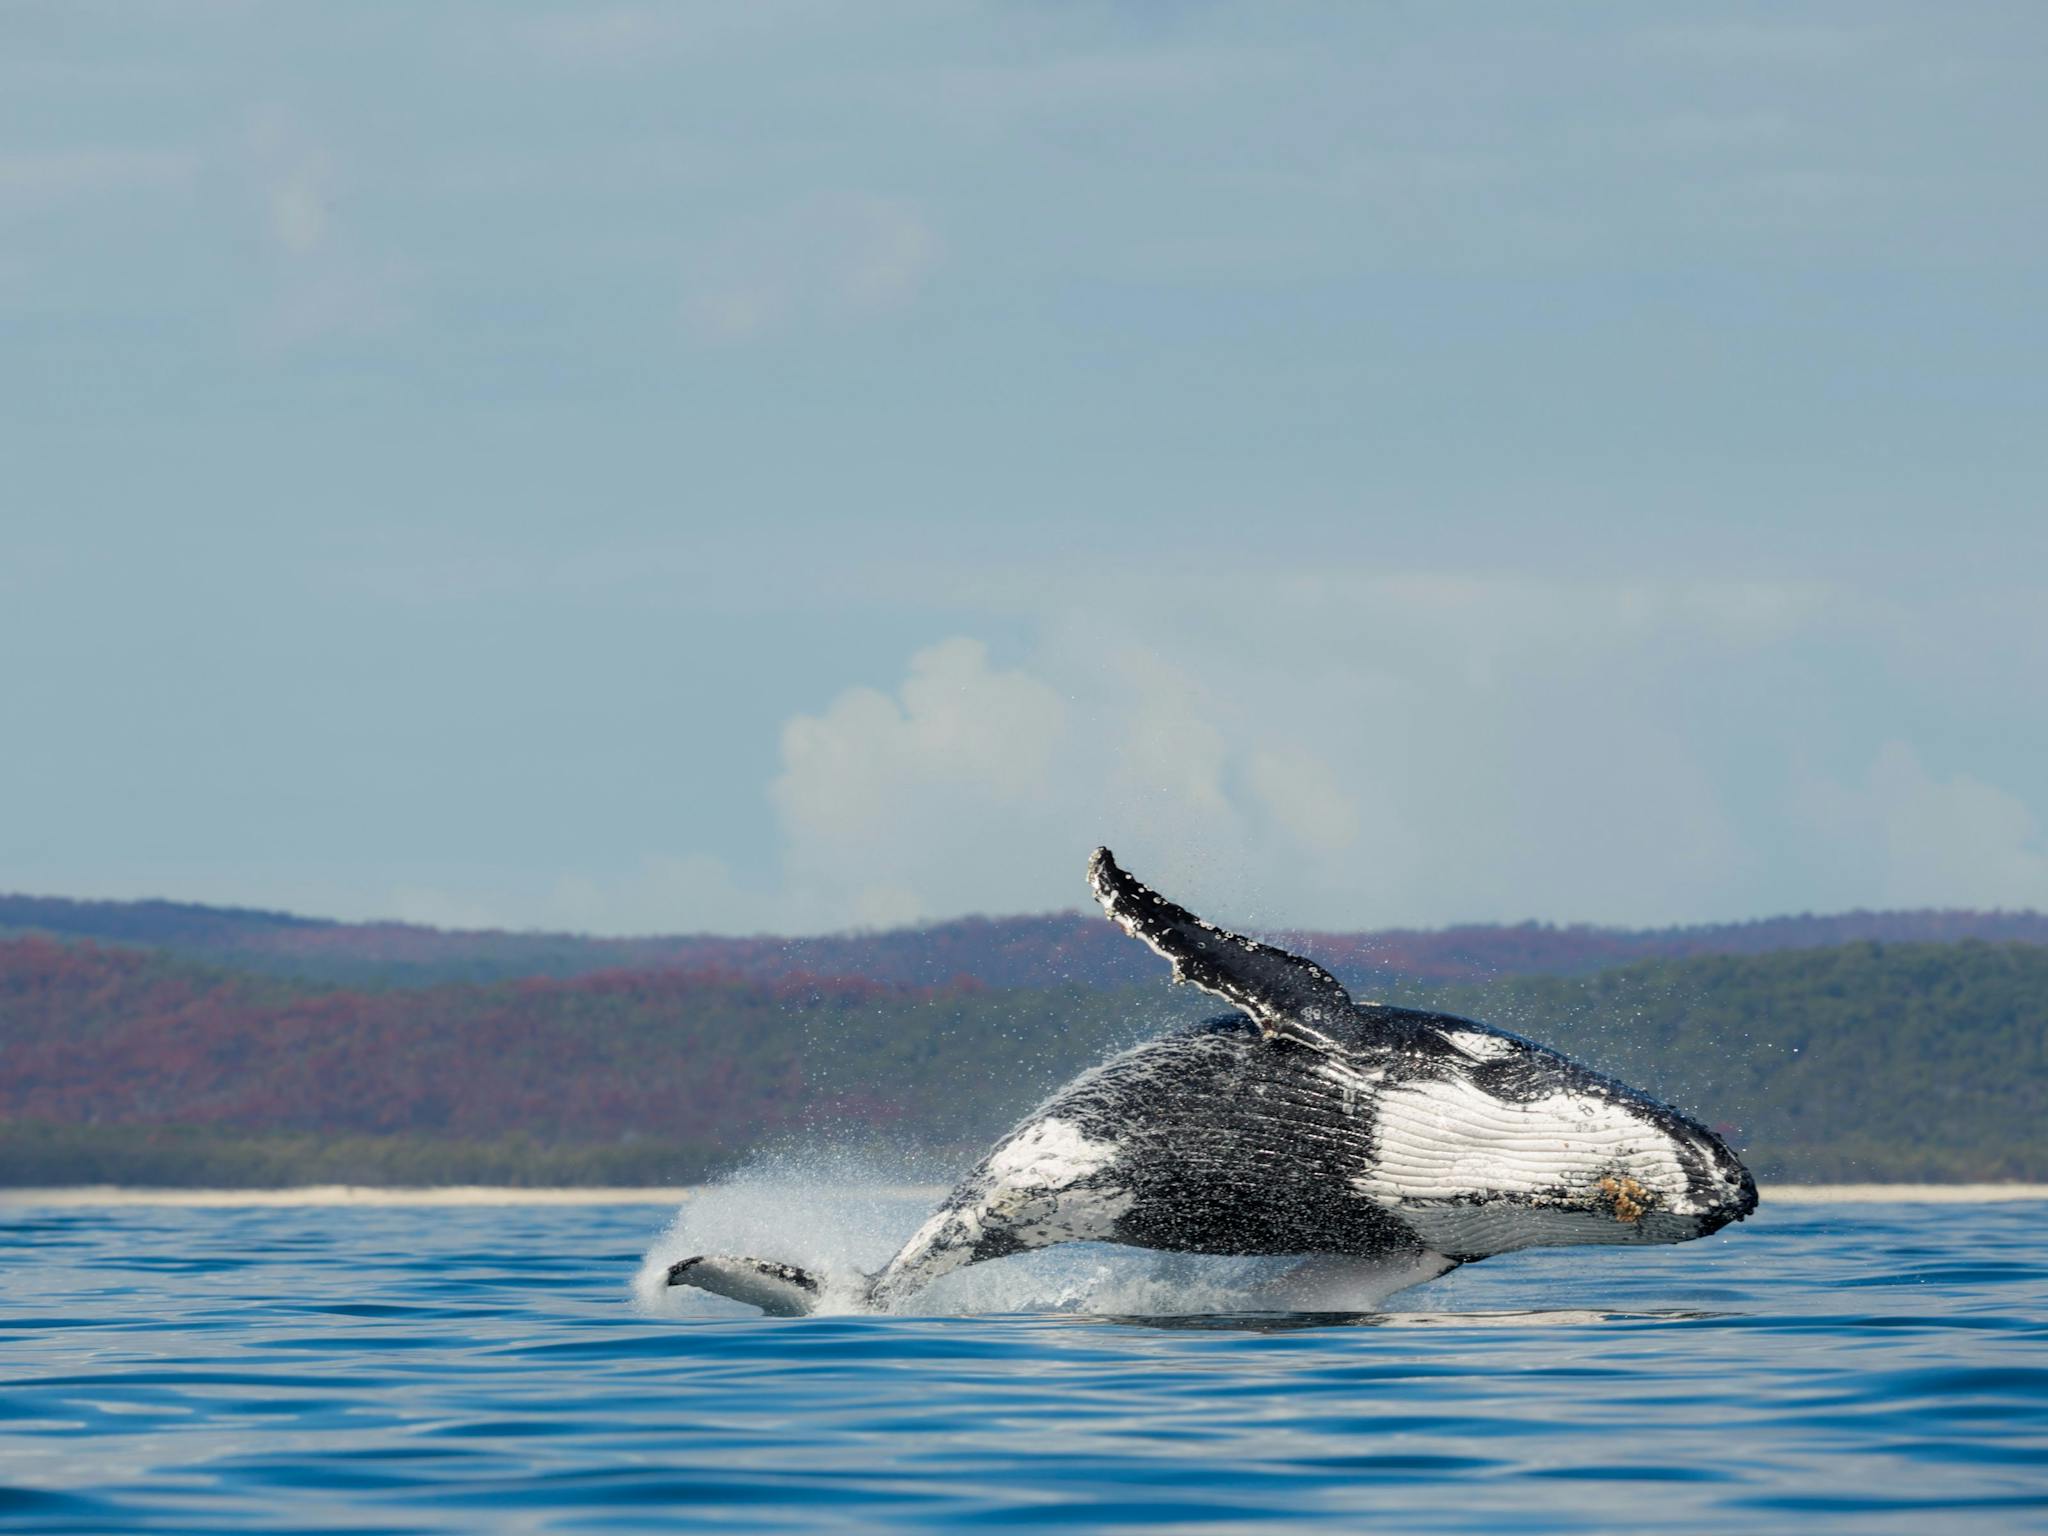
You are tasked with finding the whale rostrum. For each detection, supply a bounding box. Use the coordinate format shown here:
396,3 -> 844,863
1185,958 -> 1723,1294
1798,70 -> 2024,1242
666,847 -> 1758,1315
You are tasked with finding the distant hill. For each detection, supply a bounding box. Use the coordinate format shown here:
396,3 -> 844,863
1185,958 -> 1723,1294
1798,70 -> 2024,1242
0,933 -> 2041,1185
5,889 -> 2048,989
0,934 -> 1150,1185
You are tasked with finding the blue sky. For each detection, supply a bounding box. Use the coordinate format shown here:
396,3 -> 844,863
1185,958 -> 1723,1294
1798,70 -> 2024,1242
5,3 -> 2046,935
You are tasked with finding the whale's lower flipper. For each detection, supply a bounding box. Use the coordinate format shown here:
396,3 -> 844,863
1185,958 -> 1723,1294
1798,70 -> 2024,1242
666,1255 -> 825,1317
1087,847 -> 1354,1041
1269,1250 -> 1460,1310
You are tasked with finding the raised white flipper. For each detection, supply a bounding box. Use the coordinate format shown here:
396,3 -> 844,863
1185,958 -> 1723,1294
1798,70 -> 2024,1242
1087,847 -> 1354,1043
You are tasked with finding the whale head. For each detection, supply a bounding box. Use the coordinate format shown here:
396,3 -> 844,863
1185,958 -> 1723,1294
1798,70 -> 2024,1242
1342,1014 -> 1759,1260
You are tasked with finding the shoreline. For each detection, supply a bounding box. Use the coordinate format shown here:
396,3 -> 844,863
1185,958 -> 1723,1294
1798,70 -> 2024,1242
2,1182 -> 2045,1207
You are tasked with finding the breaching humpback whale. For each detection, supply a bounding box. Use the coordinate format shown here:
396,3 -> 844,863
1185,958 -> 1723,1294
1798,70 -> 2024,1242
667,848 -> 1757,1315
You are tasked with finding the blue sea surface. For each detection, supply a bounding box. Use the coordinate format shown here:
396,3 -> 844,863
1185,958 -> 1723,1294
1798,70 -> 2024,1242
2,1196 -> 2045,1533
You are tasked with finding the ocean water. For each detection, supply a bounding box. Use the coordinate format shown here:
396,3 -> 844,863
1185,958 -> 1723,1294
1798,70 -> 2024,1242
3,1193 -> 2045,1533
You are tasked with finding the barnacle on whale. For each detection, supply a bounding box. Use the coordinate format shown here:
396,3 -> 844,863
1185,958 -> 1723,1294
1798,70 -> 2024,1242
1599,1174 -> 1650,1224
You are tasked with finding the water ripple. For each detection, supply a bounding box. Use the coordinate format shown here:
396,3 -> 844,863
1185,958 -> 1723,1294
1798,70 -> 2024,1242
1,1200 -> 2044,1532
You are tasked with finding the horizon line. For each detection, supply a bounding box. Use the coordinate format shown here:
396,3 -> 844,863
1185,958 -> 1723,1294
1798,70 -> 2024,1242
3,886 -> 2045,947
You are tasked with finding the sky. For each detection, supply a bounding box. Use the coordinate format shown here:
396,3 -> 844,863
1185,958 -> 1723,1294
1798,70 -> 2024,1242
4,2 -> 2046,936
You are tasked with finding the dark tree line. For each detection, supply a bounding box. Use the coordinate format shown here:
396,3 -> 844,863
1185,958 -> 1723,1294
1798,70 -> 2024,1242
0,934 -> 2041,1184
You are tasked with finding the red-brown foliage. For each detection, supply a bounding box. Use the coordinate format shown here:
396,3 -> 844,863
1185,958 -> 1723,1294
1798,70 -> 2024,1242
0,937 -> 925,1146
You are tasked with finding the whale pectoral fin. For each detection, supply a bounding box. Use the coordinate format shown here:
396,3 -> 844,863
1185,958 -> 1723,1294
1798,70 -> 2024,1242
665,1255 -> 824,1317
1271,1250 -> 1460,1310
1088,847 -> 1354,1042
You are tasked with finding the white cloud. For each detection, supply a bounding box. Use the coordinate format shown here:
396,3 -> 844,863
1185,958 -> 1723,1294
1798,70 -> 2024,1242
489,627 -> 1376,935
683,193 -> 940,341
1807,741 -> 2048,910
240,109 -> 408,348
1105,645 -> 1234,821
1651,110 -> 1792,155
0,148 -> 196,202
514,4 -> 840,71
769,637 -> 1068,927
268,165 -> 329,255
519,6 -> 700,68
1632,21 -> 1882,66
388,885 -> 505,932
408,570 -> 2040,937
551,853 -> 777,935
552,572 -> 1751,931
1248,748 -> 1361,857
392,853 -> 783,938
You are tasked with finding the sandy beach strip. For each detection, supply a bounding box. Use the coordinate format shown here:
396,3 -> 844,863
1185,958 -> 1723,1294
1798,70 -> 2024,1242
0,1184 -> 951,1207
1761,1183 -> 2048,1204
0,1185 -> 698,1207
1,1182 -> 2044,1207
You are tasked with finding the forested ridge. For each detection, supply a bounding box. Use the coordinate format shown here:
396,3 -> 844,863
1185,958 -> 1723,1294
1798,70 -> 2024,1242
7,889 -> 2048,988
1,932 -> 2041,1185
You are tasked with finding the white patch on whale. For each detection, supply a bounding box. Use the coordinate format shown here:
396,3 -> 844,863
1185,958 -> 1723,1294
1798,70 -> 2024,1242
979,1117 -> 1135,1245
869,1117 -> 1135,1307
1441,1028 -> 1519,1062
985,1116 -> 1118,1187
1353,1073 -> 1700,1252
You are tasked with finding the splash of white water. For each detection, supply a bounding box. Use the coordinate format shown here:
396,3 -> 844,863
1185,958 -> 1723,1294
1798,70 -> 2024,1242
631,1148 -> 1456,1318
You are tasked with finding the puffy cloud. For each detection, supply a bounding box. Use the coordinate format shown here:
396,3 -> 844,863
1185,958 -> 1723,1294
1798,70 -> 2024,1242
770,637 -> 1069,927
1248,748 -> 1361,857
549,853 -> 781,935
733,575 -> 1778,930
391,853 -> 782,938
1806,742 -> 2048,910
448,571 -> 2042,936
